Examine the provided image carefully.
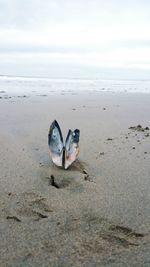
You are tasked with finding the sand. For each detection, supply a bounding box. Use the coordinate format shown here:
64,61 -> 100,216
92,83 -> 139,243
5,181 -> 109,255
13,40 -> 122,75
0,90 -> 150,267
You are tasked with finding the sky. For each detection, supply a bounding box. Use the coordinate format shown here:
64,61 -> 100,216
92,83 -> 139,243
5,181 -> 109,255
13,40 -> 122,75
0,0 -> 150,79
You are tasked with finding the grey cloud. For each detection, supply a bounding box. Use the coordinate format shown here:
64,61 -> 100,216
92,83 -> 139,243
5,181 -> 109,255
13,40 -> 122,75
1,0 -> 150,30
0,39 -> 150,55
0,43 -> 110,54
0,0 -> 61,29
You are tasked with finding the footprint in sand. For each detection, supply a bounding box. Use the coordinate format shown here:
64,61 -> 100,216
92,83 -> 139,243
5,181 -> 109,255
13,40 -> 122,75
41,212 -> 145,260
5,192 -> 53,222
58,212 -> 145,255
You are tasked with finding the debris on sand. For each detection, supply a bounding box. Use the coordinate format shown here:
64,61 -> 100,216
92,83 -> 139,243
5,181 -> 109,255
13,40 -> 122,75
129,125 -> 149,132
107,138 -> 113,141
6,215 -> 21,222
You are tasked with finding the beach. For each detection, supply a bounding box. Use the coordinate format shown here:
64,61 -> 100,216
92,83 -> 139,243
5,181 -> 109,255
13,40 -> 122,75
0,80 -> 150,267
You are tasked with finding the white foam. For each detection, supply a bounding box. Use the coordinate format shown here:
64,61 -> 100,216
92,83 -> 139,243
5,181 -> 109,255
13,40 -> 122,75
0,75 -> 150,96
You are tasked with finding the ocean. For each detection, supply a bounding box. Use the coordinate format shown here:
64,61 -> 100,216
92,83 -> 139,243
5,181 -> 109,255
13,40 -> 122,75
0,76 -> 150,96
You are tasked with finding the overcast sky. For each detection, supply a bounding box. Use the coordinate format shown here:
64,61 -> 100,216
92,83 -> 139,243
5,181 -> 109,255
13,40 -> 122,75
0,0 -> 150,79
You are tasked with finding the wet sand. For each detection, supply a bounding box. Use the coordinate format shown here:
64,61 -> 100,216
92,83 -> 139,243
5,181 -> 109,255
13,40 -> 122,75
0,90 -> 150,266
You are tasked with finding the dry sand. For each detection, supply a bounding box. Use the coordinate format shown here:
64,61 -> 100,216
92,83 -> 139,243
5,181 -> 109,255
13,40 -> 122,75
0,90 -> 150,267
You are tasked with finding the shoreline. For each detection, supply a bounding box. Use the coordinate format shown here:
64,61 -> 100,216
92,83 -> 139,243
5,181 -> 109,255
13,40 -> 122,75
1,76 -> 150,96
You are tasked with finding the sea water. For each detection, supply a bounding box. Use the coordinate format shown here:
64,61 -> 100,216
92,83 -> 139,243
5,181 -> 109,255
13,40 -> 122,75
0,76 -> 150,96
